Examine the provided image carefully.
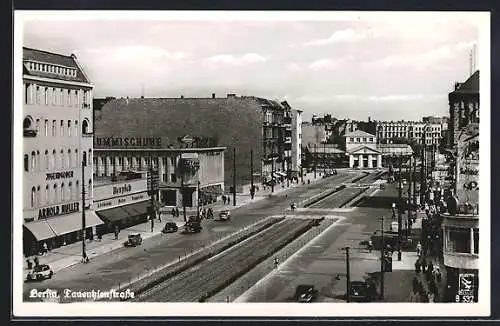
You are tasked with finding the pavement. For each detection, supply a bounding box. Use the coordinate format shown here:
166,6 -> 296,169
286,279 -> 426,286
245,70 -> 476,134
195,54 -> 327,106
24,172 -> 323,275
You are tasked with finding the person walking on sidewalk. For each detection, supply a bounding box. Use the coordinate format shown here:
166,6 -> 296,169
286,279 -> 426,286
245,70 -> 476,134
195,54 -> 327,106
114,226 -> 119,240
26,258 -> 32,270
222,195 -> 226,205
426,261 -> 434,281
33,256 -> 39,267
416,241 -> 422,257
175,207 -> 180,217
415,259 -> 421,274
227,197 -> 230,205
368,239 -> 373,253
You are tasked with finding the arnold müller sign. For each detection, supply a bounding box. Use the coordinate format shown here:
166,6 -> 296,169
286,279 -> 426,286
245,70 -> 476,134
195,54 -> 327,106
39,202 -> 79,219
46,171 -> 74,181
95,137 -> 162,148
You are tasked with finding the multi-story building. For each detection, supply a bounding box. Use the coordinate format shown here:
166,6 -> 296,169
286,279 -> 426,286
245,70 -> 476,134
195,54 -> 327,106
441,71 -> 480,302
448,70 -> 479,147
376,120 -> 442,146
94,94 -> 293,190
22,47 -> 100,256
291,109 -> 303,172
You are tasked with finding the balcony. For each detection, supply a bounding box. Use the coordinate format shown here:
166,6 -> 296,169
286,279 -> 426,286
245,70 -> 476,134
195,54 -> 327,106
23,129 -> 37,137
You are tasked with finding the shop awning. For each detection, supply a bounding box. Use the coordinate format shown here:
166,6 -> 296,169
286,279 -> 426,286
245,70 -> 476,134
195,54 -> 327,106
45,211 -> 104,236
97,200 -> 150,223
95,206 -> 128,223
24,220 -> 57,241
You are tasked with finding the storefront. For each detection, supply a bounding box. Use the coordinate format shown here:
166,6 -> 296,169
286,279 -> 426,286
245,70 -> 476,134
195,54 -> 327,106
93,177 -> 153,232
23,202 -> 103,256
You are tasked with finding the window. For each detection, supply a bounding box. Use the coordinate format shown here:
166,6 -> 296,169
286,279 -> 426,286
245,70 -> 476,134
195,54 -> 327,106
67,89 -> 71,106
88,179 -> 92,197
36,151 -> 40,172
23,117 -> 33,130
52,120 -> 56,136
36,86 -> 40,105
356,138 -> 360,142
60,120 -> 64,137
473,228 -> 479,254
75,90 -> 79,106
350,137 -> 354,142
44,87 -> 48,105
24,83 -> 30,104
24,155 -> 29,172
35,119 -> 40,133
52,150 -> 56,169
52,88 -> 56,105
31,151 -> 36,172
74,120 -> 78,136
75,149 -> 79,167
83,151 -> 87,166
67,149 -> 71,167
44,150 -> 49,170
31,187 -> 36,207
75,181 -> 79,199
53,184 -> 58,203
44,120 -> 48,136
59,149 -> 64,168
68,120 -> 71,137
45,185 -> 49,204
37,186 -> 41,205
61,183 -> 65,201
88,149 -> 92,166
446,227 -> 471,254
82,119 -> 89,134
170,157 -> 176,166
369,137 -> 373,142
68,182 -> 73,200
171,173 -> 177,183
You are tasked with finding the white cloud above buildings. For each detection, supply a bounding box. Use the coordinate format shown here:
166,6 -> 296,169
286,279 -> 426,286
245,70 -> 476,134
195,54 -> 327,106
21,12 -> 482,121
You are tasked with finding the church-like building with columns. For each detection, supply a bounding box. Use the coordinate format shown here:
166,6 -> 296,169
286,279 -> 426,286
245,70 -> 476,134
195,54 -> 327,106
345,130 -> 383,169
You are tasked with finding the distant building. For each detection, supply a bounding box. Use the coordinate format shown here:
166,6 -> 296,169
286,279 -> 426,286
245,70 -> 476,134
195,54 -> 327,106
94,95 -> 296,189
301,122 -> 327,147
291,109 -> 303,172
376,120 -> 442,146
344,130 -> 382,169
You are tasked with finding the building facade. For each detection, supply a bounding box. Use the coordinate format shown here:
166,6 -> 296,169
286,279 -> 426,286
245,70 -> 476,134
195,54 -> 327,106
93,139 -> 225,211
344,130 -> 382,169
94,95 -> 294,190
376,120 -> 442,146
291,109 -> 303,172
23,47 -> 99,256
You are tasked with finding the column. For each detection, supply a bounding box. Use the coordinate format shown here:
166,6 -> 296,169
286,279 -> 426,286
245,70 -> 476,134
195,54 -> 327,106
349,155 -> 354,168
105,156 -> 111,176
377,154 -> 382,168
131,156 -> 137,170
368,154 -> 373,168
470,228 -> 475,255
358,154 -> 364,168
123,157 -> 129,170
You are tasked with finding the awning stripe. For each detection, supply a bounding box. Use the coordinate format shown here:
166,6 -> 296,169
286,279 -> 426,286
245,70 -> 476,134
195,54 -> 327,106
97,201 -> 150,223
45,211 -> 105,236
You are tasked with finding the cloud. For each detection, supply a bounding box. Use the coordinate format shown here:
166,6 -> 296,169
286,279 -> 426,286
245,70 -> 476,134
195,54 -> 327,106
309,56 -> 354,70
366,94 -> 443,102
286,63 -> 302,72
204,53 -> 267,65
85,45 -> 191,63
303,29 -> 368,46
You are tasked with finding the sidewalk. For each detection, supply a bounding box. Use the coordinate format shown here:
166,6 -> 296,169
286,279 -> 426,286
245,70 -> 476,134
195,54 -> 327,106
25,172 -> 324,274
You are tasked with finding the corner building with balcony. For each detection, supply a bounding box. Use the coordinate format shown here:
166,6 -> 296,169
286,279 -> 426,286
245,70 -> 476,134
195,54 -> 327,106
22,47 -> 101,256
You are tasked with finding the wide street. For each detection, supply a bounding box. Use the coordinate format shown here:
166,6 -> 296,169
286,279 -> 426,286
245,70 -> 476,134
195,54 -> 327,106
236,179 -> 412,302
23,170 -> 364,301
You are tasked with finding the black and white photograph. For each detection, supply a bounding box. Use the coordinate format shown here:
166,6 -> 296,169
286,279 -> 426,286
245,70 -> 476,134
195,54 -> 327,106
13,11 -> 490,317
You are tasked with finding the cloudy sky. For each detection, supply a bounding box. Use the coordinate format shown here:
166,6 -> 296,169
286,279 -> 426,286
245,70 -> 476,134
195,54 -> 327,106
21,12 -> 483,121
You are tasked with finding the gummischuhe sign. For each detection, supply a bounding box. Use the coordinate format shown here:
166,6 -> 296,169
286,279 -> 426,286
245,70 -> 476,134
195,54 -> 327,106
95,137 -> 162,148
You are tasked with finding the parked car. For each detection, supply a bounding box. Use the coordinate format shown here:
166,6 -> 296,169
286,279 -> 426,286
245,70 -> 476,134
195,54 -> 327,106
219,210 -> 231,221
26,264 -> 53,281
294,284 -> 318,303
124,233 -> 143,247
162,222 -> 178,233
349,281 -> 376,302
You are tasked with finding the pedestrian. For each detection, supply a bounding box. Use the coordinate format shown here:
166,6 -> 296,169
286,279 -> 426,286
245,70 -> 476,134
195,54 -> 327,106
274,257 -> 279,269
421,258 -> 427,273
415,259 -> 421,274
175,207 -> 180,217
416,241 -> 422,257
427,261 -> 434,279
227,197 -> 230,205
26,258 -> 32,270
171,208 -> 176,217
150,216 -> 154,232
158,212 -> 161,222
222,195 -> 226,205
368,239 -> 373,253
43,241 -> 49,253
427,291 -> 435,303
434,266 -> 442,283
33,256 -> 39,267
114,226 -> 119,240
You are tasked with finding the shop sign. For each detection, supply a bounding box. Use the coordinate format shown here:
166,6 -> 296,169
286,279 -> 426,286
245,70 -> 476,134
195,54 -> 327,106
95,137 -> 162,148
95,192 -> 148,210
113,183 -> 132,195
38,202 -> 79,219
46,171 -> 74,181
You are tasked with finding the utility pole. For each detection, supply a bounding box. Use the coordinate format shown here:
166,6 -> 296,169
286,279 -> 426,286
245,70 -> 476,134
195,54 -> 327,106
420,131 -> 426,205
407,155 -> 412,240
412,155 -> 417,208
323,142 -> 326,175
344,247 -> 351,303
233,148 -> 236,206
181,161 -> 186,222
314,143 -> 317,179
250,149 -> 254,193
81,157 -> 86,261
397,156 -> 402,261
380,216 -> 385,300
271,156 -> 275,193
197,180 -> 201,219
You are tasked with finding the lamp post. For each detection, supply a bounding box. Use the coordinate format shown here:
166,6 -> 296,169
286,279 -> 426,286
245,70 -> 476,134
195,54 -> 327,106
397,156 -> 402,261
380,216 -> 385,300
314,143 -> 317,179
233,147 -> 236,206
342,246 -> 351,303
81,157 -> 86,262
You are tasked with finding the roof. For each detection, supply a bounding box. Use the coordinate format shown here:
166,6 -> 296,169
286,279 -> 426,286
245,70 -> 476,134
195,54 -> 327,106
450,70 -> 479,95
347,145 -> 381,154
310,147 -> 345,154
344,130 -> 376,138
377,144 -> 414,156
23,47 -> 90,84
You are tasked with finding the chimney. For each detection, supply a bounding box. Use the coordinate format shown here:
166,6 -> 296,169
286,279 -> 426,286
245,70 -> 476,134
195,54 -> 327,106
212,93 -> 215,99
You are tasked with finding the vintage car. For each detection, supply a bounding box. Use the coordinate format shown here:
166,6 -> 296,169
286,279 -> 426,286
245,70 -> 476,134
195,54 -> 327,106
294,284 -> 318,303
26,264 -> 53,281
162,222 -> 179,233
349,281 -> 377,302
218,210 -> 231,221
124,233 -> 143,247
